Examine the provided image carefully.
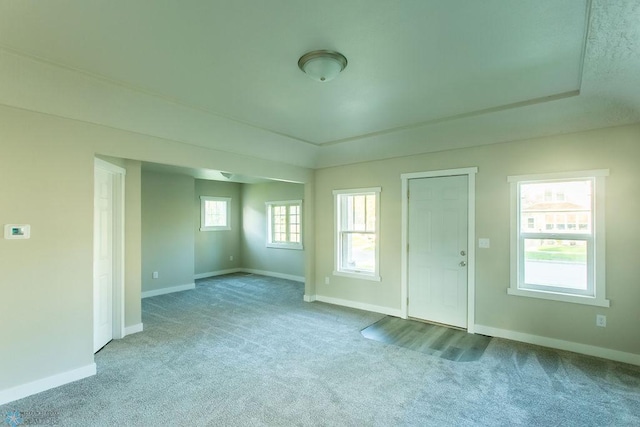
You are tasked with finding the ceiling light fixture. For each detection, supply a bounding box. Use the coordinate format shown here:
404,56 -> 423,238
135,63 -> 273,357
298,50 -> 347,82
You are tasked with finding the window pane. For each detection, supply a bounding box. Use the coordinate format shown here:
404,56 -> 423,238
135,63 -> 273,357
272,204 -> 287,242
353,195 -> 366,231
205,200 -> 227,227
520,180 -> 592,234
336,191 -> 378,276
524,239 -> 587,290
365,194 -> 376,232
267,202 -> 302,246
341,232 -> 375,273
289,203 -> 300,243
342,194 -> 375,233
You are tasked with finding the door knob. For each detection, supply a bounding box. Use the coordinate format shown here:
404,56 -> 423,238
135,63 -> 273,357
459,261 -> 467,267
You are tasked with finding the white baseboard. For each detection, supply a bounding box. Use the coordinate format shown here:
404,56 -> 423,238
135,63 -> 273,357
303,294 -> 316,302
141,282 -> 195,299
241,269 -> 305,283
124,323 -> 143,336
0,363 -> 96,405
313,295 -> 402,317
474,324 -> 640,366
194,268 -> 242,280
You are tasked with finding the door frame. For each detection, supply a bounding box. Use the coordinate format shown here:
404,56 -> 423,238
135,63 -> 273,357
400,167 -> 478,333
94,158 -> 126,344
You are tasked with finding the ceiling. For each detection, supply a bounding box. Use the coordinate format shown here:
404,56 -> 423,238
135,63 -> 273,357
0,1 -> 639,169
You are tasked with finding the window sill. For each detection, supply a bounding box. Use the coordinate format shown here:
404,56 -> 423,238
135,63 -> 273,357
266,243 -> 303,250
200,226 -> 231,231
333,270 -> 381,282
507,287 -> 610,307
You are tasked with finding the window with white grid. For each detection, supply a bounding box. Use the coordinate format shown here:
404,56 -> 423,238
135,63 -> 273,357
200,196 -> 231,231
333,188 -> 381,281
266,200 -> 303,250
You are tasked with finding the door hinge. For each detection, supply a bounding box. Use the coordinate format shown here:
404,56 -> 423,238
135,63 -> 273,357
406,297 -> 409,306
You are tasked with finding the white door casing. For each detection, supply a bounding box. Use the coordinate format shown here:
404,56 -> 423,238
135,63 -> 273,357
401,168 -> 477,332
93,159 -> 126,353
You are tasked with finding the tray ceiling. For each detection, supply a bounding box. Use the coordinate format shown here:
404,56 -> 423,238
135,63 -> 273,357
1,1 -> 639,168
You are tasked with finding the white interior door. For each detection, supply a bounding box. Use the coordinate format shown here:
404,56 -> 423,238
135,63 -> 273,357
94,166 -> 114,352
407,175 -> 468,328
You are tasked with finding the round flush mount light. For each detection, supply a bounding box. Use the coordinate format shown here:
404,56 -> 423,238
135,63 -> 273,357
298,50 -> 347,82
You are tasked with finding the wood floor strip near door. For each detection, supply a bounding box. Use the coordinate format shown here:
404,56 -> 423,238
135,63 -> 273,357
361,316 -> 492,362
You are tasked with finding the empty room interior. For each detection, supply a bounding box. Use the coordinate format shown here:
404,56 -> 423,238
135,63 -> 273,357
1,1 -> 639,425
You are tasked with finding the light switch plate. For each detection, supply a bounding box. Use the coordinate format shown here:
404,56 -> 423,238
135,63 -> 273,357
478,238 -> 490,248
4,224 -> 30,239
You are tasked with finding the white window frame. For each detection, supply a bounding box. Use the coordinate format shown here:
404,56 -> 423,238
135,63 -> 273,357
507,170 -> 609,307
266,200 -> 303,250
200,196 -> 231,231
333,187 -> 381,281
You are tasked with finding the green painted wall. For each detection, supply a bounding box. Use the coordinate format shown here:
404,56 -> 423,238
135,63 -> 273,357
141,171 -> 195,293
194,179 -> 242,275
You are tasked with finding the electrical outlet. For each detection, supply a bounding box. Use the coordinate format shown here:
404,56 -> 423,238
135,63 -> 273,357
229,255 -> 234,261
325,276 -> 330,285
152,271 -> 159,279
596,314 -> 606,327
478,238 -> 490,249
